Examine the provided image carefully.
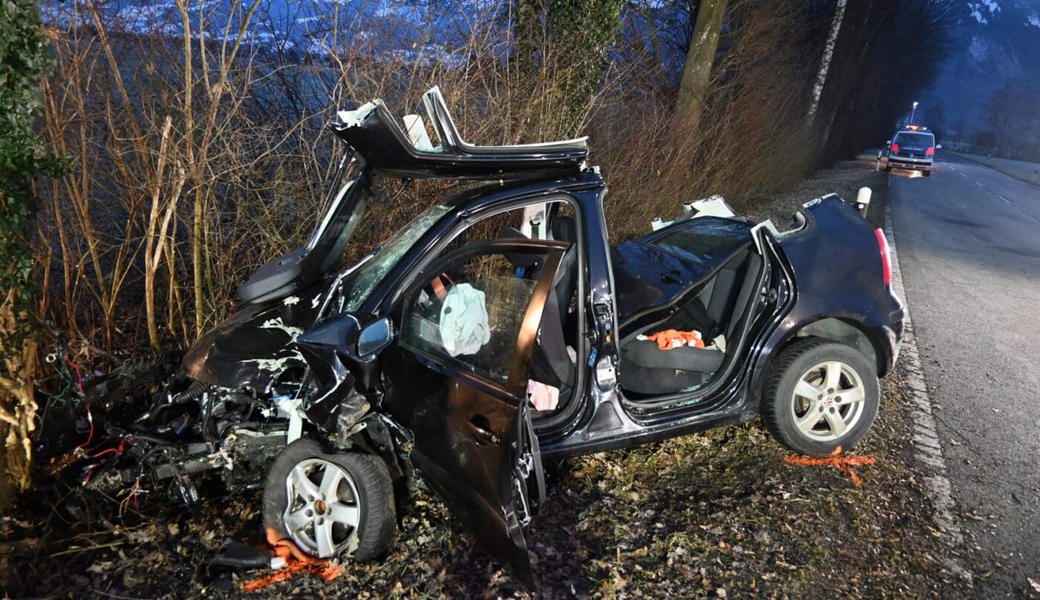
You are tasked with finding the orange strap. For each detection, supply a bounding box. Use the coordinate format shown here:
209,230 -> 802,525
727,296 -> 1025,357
241,528 -> 344,592
784,447 -> 876,486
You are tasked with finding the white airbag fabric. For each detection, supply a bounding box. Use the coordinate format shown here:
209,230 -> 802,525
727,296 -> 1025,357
439,283 -> 491,356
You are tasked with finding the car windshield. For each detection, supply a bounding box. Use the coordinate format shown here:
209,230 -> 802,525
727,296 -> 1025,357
894,132 -> 933,147
341,203 -> 454,312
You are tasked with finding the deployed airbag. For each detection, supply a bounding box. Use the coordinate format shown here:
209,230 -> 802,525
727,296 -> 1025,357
439,284 -> 491,356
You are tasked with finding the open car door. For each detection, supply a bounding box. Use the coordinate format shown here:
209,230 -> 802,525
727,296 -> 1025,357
382,240 -> 569,587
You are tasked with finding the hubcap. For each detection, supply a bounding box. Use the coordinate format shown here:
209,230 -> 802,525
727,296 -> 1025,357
283,458 -> 362,558
790,360 -> 866,442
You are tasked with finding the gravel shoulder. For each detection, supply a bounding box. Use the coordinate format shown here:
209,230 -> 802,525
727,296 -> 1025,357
0,158 -> 971,599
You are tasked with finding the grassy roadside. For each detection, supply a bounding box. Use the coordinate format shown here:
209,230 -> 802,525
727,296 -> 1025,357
1,158 -> 968,600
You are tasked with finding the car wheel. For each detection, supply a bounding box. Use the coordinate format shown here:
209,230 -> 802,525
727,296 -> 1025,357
761,338 -> 879,456
883,165 -> 891,172
923,170 -> 931,177
262,439 -> 396,561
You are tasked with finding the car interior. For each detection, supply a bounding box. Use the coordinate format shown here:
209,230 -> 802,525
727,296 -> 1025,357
495,204 -> 582,414
484,205 -> 766,411
395,200 -> 582,415
611,218 -> 764,399
349,186 -> 767,419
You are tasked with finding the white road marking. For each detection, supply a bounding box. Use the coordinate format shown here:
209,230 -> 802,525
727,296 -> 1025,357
885,209 -> 974,585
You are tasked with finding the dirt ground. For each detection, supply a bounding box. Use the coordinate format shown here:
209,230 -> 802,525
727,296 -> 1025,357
0,157 -> 971,599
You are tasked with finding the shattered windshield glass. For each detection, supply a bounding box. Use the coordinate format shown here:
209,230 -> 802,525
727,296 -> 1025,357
342,203 -> 453,312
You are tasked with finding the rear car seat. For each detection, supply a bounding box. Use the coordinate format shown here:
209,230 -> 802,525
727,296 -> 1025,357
618,251 -> 756,397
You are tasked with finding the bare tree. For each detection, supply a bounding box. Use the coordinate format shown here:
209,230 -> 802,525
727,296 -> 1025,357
672,0 -> 728,131
807,0 -> 846,123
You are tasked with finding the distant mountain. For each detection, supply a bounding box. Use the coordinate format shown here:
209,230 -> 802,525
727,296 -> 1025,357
41,1 -> 476,59
919,0 -> 1040,146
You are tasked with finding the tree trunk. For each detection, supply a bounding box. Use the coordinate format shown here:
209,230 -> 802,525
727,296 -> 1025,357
807,0 -> 847,123
673,0 -> 728,132
511,0 -> 624,138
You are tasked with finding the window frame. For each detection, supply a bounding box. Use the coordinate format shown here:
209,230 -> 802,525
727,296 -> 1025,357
395,239 -> 568,401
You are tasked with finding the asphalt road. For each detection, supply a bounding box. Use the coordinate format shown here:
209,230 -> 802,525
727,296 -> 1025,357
888,153 -> 1040,598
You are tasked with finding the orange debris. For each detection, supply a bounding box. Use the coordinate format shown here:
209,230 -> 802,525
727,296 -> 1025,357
647,329 -> 705,350
783,447 -> 876,486
240,529 -> 344,592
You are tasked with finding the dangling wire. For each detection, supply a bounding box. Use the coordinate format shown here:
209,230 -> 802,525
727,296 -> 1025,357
66,355 -> 94,451
39,358 -> 74,430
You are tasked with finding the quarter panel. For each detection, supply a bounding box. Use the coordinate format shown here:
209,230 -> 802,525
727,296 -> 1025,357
751,196 -> 904,399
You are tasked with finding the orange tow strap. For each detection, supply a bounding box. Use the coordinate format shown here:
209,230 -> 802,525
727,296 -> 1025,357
240,529 -> 344,592
784,447 -> 876,486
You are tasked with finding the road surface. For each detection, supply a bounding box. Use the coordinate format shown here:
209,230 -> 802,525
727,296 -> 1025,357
889,153 -> 1040,598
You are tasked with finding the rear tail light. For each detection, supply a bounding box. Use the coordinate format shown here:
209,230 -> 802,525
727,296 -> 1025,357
875,228 -> 892,286
925,146 -> 935,156
890,143 -> 900,153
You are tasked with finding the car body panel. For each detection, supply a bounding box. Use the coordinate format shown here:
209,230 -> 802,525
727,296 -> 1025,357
748,195 -> 904,401
182,282 -> 327,394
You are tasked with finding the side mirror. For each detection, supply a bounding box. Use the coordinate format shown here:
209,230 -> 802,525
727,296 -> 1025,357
357,318 -> 393,357
935,144 -> 943,150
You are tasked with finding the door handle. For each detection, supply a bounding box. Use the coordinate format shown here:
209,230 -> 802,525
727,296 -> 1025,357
469,415 -> 501,445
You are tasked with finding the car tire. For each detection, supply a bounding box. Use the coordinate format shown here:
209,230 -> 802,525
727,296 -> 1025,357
262,439 -> 396,561
883,165 -> 891,173
761,338 -> 879,456
923,170 -> 931,177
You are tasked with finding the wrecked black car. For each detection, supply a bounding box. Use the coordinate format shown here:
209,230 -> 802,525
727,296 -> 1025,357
46,87 -> 904,586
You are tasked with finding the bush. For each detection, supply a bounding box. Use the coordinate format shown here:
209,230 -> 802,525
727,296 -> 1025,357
0,0 -> 53,502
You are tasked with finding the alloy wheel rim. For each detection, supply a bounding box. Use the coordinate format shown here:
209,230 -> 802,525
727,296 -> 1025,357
789,360 -> 866,442
283,458 -> 362,558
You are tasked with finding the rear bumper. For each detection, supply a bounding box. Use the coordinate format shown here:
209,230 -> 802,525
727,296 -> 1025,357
868,288 -> 905,376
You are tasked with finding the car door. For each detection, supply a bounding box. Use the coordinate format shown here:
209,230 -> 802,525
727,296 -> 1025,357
381,239 -> 567,587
